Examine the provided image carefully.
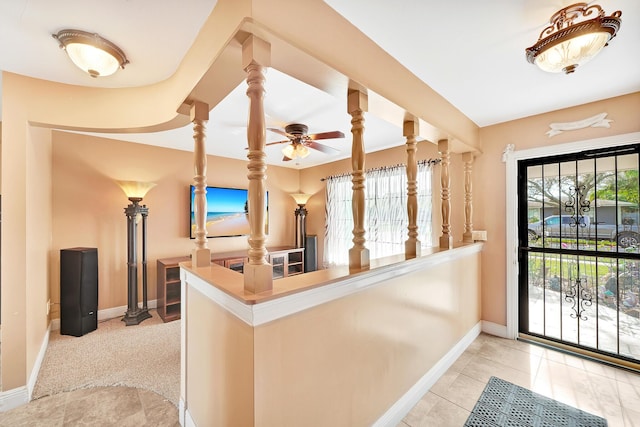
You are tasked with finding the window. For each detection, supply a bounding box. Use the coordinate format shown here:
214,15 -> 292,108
324,161 -> 435,267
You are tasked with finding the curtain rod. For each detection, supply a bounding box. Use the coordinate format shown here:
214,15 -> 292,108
320,158 -> 441,181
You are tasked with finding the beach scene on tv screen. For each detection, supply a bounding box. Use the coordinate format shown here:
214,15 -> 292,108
190,186 -> 268,238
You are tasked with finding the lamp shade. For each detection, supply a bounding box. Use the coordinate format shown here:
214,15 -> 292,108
53,29 -> 129,77
298,145 -> 310,158
282,144 -> 311,159
282,144 -> 295,159
533,32 -> 611,73
117,181 -> 156,200
291,193 -> 312,206
525,3 -> 621,74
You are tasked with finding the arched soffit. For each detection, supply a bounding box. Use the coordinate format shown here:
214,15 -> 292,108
14,0 -> 479,151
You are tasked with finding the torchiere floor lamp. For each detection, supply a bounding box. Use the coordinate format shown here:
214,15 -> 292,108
118,181 -> 155,326
291,193 -> 311,249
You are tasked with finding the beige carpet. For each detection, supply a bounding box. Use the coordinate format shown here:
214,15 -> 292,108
32,310 -> 180,406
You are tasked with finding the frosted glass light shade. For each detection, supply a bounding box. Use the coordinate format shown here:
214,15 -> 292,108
282,144 -> 310,159
291,193 -> 312,206
282,144 -> 295,159
53,29 -> 129,78
66,43 -> 121,77
534,32 -> 610,73
298,145 -> 310,158
117,181 -> 156,200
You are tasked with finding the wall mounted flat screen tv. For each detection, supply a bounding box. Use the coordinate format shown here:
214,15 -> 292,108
190,186 -> 268,238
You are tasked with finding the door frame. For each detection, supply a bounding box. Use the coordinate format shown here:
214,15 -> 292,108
504,131 -> 640,340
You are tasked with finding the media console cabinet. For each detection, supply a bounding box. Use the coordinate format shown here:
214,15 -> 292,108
156,246 -> 304,322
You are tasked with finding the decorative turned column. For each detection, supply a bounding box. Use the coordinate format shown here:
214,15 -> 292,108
462,152 -> 475,243
438,139 -> 453,249
348,89 -> 370,271
243,35 -> 273,293
404,119 -> 421,258
191,101 -> 211,267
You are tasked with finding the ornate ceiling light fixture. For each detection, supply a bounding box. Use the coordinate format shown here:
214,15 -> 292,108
53,29 -> 129,78
525,3 -> 621,74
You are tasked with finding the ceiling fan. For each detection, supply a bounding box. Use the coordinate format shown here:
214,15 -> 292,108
266,123 -> 345,161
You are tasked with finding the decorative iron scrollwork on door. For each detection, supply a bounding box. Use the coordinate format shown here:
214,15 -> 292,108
564,277 -> 593,320
564,184 -> 591,227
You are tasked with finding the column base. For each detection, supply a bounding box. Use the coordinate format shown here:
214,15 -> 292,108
191,248 -> 211,268
405,240 -> 422,259
439,235 -> 453,249
463,232 -> 474,243
122,307 -> 152,326
349,247 -> 370,271
244,263 -> 273,294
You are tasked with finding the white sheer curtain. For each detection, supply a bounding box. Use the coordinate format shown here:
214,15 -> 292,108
417,160 -> 434,249
365,167 -> 407,260
324,173 -> 353,266
324,160 -> 435,267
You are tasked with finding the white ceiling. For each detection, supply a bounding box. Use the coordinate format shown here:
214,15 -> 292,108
1,0 -> 638,169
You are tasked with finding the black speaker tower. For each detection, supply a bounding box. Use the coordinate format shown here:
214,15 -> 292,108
60,247 -> 98,337
304,235 -> 317,272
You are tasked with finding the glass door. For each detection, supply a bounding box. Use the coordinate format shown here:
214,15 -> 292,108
518,144 -> 640,365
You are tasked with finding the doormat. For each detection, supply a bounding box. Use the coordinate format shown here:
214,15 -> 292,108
464,376 -> 607,426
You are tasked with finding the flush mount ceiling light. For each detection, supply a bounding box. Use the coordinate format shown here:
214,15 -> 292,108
525,3 -> 621,74
53,29 -> 129,78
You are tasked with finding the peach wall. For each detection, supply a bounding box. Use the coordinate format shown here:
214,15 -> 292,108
182,245 -> 481,426
475,92 -> 640,326
254,251 -> 480,426
50,131 -> 299,318
186,286 -> 255,427
1,118 -> 52,391
25,127 -> 53,382
1,76 -> 32,390
299,139 -> 466,266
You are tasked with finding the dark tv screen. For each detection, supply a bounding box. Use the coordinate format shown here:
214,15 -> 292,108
189,186 -> 268,238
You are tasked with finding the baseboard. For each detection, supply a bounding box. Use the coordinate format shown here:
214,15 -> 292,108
373,321 -> 482,427
179,398 -> 185,426
0,387 -> 29,412
481,320 -> 508,338
184,407 -> 196,427
27,324 -> 51,399
50,299 -> 158,331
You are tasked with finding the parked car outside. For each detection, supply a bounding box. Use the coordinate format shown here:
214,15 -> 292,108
528,214 -> 640,248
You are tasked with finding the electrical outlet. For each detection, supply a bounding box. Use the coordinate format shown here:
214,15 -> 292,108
47,299 -> 51,315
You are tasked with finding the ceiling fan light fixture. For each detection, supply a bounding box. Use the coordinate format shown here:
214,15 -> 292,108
282,144 -> 310,159
298,144 -> 310,158
53,29 -> 129,78
282,144 -> 295,159
525,3 -> 621,74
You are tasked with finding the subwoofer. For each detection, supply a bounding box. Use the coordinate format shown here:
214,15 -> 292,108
60,247 -> 98,337
304,235 -> 317,272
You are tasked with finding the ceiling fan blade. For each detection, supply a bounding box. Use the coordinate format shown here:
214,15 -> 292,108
282,155 -> 293,161
307,130 -> 345,140
268,128 -> 293,138
306,141 -> 341,155
266,139 -> 291,146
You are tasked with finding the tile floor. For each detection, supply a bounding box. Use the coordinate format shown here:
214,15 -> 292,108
398,333 -> 640,427
2,333 -> 639,426
0,386 -> 179,427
